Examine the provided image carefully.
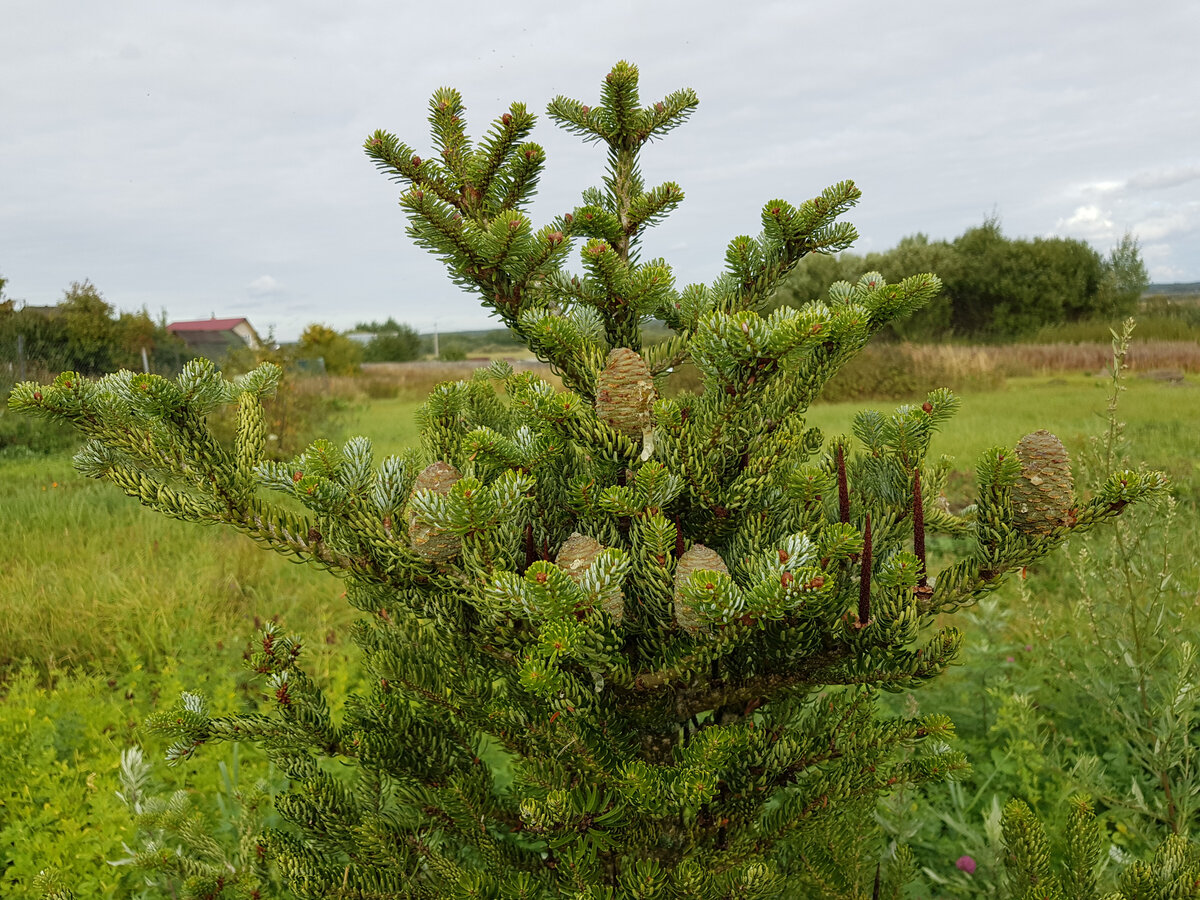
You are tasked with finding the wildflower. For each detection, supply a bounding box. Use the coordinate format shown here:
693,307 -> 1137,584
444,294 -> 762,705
955,855 -> 976,875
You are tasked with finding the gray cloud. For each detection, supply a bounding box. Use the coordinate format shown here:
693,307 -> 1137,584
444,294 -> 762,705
2,0 -> 1198,341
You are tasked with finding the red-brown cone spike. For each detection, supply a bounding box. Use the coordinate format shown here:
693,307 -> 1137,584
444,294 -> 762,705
858,515 -> 873,627
1011,430 -> 1074,534
406,461 -> 461,563
595,348 -> 656,440
837,444 -> 851,525
675,544 -> 729,636
555,532 -> 623,623
913,469 -> 930,593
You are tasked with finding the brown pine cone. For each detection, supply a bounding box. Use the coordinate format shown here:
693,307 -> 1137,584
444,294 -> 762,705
555,532 -> 623,623
674,543 -> 729,635
1011,430 -> 1074,534
595,348 -> 656,439
406,461 -> 461,562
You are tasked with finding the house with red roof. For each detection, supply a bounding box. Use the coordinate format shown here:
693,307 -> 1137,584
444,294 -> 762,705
166,316 -> 262,357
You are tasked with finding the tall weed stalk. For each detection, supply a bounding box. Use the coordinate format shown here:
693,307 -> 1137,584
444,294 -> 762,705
1021,318 -> 1200,851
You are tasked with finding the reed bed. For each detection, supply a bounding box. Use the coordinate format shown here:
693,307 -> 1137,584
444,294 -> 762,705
982,340 -> 1200,375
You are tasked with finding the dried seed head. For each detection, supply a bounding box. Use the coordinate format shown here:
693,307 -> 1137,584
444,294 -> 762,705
1011,430 -> 1074,534
674,544 -> 729,635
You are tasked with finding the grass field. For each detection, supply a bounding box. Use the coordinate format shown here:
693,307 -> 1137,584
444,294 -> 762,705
1,371 -> 1197,896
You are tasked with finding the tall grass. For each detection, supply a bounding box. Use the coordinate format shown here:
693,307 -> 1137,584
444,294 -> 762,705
0,398 -> 422,677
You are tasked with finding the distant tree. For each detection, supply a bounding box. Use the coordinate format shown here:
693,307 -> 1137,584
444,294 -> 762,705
771,249 -> 855,310
297,323 -> 362,374
364,331 -> 421,362
1099,231 -> 1149,316
775,218 -> 1134,340
944,223 -> 1106,337
60,280 -> 117,374
354,316 -> 407,333
864,235 -> 958,339
437,339 -> 466,361
362,323 -> 423,362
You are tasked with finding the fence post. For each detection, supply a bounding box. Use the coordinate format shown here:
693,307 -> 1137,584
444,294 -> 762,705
16,333 -> 25,382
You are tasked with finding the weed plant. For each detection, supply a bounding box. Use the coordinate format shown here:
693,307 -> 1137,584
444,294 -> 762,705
887,321 -> 1200,895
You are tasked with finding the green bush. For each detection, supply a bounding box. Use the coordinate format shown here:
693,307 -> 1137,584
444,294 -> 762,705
363,327 -> 422,362
0,662 -> 280,899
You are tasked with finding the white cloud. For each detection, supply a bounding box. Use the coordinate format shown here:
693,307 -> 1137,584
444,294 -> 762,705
247,275 -> 281,296
1075,179 -> 1125,196
1055,205 -> 1116,242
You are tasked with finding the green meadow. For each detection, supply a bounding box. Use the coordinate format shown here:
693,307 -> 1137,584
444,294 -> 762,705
2,373 -> 1197,896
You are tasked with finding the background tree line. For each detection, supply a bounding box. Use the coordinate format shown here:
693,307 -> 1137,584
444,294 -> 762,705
0,278 -> 189,376
771,218 -> 1150,340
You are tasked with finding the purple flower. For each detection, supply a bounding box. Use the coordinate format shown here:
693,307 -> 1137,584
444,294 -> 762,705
956,855 -> 977,875
1006,655 -> 1015,663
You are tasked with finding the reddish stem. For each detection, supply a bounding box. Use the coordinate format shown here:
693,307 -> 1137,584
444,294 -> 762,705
523,523 -> 536,573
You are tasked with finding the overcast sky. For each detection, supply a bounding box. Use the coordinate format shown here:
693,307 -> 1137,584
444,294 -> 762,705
3,1 -> 1198,341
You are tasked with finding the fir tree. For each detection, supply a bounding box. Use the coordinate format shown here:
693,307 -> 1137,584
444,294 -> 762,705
11,62 -> 1166,899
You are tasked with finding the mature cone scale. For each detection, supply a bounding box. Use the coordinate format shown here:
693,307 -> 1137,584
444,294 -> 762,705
406,460 -> 461,562
555,532 -> 623,622
674,543 -> 730,635
1011,430 -> 1074,534
595,348 -> 655,439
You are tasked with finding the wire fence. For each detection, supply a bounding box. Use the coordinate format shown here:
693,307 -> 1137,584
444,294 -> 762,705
0,336 -> 197,455
0,335 -> 192,399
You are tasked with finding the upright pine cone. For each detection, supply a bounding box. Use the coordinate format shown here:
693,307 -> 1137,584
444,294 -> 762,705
674,544 -> 729,635
595,348 -> 655,439
555,532 -> 623,623
1011,430 -> 1074,534
406,461 -> 461,562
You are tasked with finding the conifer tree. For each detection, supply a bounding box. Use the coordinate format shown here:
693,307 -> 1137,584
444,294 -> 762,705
11,62 -> 1166,899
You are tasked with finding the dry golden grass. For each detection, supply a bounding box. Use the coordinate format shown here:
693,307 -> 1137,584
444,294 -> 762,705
927,340 -> 1200,377
350,360 -> 560,398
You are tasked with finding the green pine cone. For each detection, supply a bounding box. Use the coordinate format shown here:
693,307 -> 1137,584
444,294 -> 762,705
595,348 -> 656,439
406,461 -> 461,562
1011,429 -> 1074,534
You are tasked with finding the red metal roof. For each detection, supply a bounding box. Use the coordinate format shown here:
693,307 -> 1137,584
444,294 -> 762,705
167,318 -> 249,332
